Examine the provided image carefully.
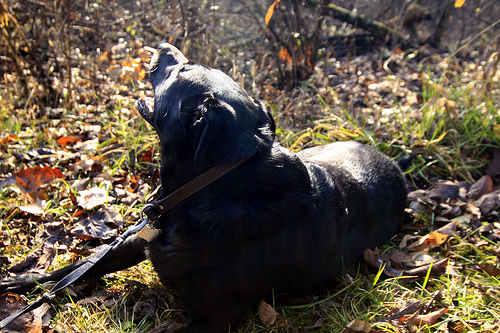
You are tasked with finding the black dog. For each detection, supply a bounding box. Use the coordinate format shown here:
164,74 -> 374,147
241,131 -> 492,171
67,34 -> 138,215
1,44 -> 407,332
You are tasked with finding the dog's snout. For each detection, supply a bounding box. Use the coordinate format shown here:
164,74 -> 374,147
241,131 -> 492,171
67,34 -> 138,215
151,43 -> 189,71
158,43 -> 171,51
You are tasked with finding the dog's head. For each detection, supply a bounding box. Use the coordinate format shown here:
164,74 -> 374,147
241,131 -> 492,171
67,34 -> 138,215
137,43 -> 275,170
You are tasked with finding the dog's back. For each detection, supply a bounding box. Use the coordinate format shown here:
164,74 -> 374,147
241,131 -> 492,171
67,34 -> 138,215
297,141 -> 407,267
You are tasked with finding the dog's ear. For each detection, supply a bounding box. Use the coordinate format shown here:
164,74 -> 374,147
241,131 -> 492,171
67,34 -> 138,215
185,96 -> 275,170
257,100 -> 276,138
190,97 -> 230,170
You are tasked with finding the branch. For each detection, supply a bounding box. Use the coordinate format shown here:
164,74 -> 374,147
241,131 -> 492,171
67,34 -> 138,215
326,4 -> 418,50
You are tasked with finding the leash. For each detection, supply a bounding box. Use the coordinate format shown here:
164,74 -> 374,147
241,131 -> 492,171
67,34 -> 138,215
0,157 -> 249,329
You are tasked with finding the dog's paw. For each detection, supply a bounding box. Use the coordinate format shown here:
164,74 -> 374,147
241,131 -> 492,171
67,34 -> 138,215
0,274 -> 41,294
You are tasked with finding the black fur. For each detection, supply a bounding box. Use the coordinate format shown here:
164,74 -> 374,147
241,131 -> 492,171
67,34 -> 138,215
1,43 -> 407,333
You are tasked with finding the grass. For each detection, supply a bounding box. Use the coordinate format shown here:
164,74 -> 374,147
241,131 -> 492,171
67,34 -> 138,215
0,52 -> 499,332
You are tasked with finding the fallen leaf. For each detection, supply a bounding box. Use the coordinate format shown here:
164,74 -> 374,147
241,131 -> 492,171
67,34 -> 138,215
0,293 -> 45,332
303,318 -> 325,331
70,159 -> 95,172
414,308 -> 447,326
363,247 -> 382,268
474,191 -> 500,215
0,133 -> 18,144
477,263 -> 500,276
57,136 -> 81,147
137,47 -> 152,62
426,180 -> 460,203
8,248 -> 43,272
340,318 -> 372,333
258,300 -> 287,329
18,203 -> 46,216
467,175 -> 493,200
407,231 -> 448,251
399,234 -> 419,249
265,0 -> 280,26
434,221 -> 459,237
71,208 -> 124,240
77,186 -> 113,210
15,166 -> 65,193
403,258 -> 449,277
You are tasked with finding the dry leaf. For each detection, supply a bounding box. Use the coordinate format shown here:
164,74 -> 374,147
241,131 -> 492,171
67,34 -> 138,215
340,318 -> 372,333
138,47 -> 152,62
414,308 -> 447,326
474,191 -> 500,216
477,264 -> 500,276
0,133 -> 18,144
406,231 -> 448,251
258,300 -> 287,329
98,51 -> 108,62
57,136 -> 81,147
434,221 -> 459,237
426,180 -> 460,203
77,186 -> 113,210
468,175 -> 493,200
15,166 -> 65,193
0,293 -> 44,332
363,247 -> 382,268
71,208 -> 123,240
18,203 -> 46,216
454,0 -> 466,8
265,0 -> 280,26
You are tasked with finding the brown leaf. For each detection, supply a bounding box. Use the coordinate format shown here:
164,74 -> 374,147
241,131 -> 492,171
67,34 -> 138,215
406,231 -> 448,251
57,136 -> 81,147
467,175 -> 493,200
434,221 -> 459,237
474,191 -> 500,216
15,166 -> 65,193
98,51 -> 109,62
76,186 -> 113,210
426,180 -> 460,203
0,133 -> 18,144
8,248 -> 43,272
303,318 -> 325,331
265,0 -> 280,26
18,203 -> 46,216
477,263 -> 500,276
363,247 -> 382,268
138,47 -> 153,62
0,293 -> 45,332
340,318 -> 372,333
71,208 -> 123,240
258,300 -> 287,329
414,308 -> 447,327
403,258 -> 449,277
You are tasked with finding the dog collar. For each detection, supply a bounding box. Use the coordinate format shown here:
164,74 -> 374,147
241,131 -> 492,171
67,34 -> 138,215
142,157 -> 250,222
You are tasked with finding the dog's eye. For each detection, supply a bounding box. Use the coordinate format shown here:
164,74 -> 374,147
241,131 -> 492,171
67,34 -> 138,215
193,109 -> 202,122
